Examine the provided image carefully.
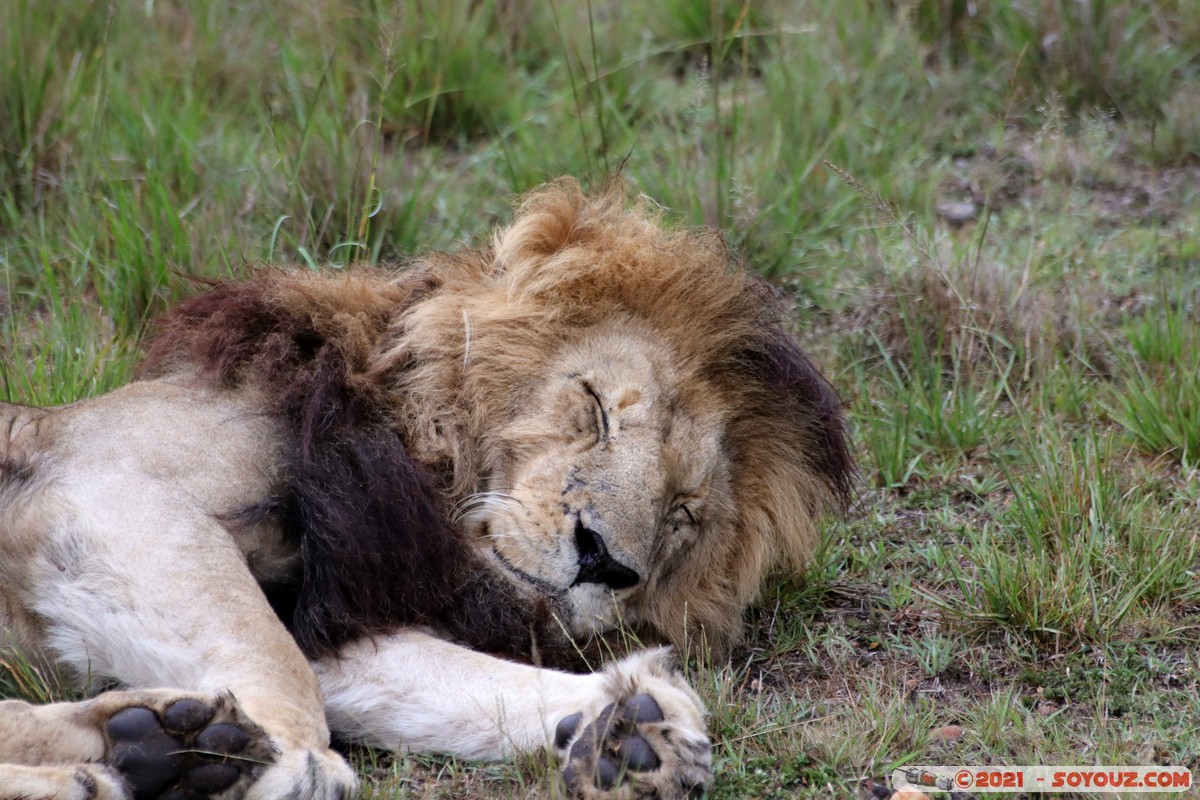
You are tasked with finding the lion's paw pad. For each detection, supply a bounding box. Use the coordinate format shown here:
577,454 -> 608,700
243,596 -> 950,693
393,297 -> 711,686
105,697 -> 271,800
561,693 -> 707,799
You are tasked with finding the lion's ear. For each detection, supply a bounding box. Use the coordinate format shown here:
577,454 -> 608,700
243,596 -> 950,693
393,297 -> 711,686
491,177 -> 635,275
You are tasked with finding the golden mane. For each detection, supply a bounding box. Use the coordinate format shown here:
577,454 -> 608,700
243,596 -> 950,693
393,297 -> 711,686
375,179 -> 852,652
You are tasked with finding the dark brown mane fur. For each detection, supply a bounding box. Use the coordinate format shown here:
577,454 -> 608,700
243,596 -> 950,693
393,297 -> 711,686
138,271 -> 580,665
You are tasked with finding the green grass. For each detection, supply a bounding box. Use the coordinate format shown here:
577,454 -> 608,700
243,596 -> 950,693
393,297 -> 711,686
1106,290 -> 1200,469
3,0 -> 1200,797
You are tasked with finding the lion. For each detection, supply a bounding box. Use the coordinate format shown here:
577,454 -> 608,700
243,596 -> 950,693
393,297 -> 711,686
0,179 -> 852,800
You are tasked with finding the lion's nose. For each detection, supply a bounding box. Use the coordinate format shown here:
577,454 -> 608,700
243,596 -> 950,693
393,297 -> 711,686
571,517 -> 640,590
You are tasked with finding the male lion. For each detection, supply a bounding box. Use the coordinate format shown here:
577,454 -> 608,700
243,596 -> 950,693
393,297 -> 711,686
0,180 -> 852,800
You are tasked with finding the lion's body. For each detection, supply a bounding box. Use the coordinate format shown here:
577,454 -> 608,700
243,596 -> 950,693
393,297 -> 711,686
0,181 -> 850,800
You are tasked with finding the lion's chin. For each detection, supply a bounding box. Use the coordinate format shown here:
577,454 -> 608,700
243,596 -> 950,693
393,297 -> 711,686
563,584 -> 628,636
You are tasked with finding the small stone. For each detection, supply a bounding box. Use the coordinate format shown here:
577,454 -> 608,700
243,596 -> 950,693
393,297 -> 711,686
934,724 -> 965,742
937,200 -> 977,226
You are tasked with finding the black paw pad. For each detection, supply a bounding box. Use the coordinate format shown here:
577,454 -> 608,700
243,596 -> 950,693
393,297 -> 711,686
594,755 -> 619,789
196,723 -> 250,754
183,763 -> 241,793
105,698 -> 266,800
562,695 -> 667,795
616,734 -> 660,771
108,708 -> 186,798
622,694 -> 664,724
556,713 -> 584,750
162,699 -> 216,734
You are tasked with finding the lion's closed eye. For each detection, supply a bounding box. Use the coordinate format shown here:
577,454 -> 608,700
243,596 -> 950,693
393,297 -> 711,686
667,501 -> 699,529
582,381 -> 610,442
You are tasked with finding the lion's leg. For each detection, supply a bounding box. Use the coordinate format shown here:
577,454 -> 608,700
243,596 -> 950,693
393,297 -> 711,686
314,629 -> 712,799
0,764 -> 129,800
0,694 -> 125,800
11,478 -> 356,800
0,691 -> 276,800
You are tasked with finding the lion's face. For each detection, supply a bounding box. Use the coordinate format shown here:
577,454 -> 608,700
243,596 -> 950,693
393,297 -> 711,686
465,323 -> 735,637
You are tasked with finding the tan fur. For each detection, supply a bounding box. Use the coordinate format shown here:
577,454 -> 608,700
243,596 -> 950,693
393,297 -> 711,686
0,765 -> 127,800
0,179 -> 849,799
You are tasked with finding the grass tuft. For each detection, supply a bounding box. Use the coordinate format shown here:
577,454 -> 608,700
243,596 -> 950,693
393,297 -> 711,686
1106,293 -> 1200,468
945,430 -> 1200,648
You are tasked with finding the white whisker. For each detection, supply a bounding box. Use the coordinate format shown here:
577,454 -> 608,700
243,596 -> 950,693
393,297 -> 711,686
452,490 -> 525,524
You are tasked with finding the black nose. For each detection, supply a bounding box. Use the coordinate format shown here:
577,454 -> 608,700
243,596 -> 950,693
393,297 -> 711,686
572,518 -> 640,590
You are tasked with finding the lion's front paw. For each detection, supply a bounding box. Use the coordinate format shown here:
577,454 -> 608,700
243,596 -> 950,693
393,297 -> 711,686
101,693 -> 274,800
558,649 -> 711,799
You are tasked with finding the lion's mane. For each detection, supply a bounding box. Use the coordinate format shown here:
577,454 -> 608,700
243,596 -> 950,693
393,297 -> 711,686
139,179 -> 853,666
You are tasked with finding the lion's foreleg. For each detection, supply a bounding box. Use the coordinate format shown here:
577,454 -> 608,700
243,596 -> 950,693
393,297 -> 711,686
314,630 -> 713,799
0,698 -> 126,799
313,629 -> 606,758
0,697 -> 109,768
0,763 -> 128,800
